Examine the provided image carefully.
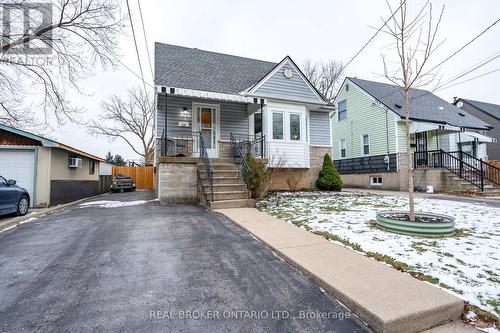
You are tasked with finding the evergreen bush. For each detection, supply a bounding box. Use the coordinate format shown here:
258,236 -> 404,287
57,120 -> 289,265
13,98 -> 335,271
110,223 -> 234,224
316,153 -> 343,191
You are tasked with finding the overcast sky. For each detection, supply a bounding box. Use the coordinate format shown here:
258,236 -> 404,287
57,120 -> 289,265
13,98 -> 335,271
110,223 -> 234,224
53,0 -> 500,160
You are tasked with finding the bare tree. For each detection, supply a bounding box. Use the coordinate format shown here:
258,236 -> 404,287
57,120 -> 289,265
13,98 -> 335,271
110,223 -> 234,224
0,0 -> 123,127
302,59 -> 344,102
88,87 -> 154,165
381,0 -> 445,221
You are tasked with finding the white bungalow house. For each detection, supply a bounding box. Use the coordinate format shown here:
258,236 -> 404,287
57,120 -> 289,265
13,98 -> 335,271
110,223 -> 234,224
154,43 -> 333,208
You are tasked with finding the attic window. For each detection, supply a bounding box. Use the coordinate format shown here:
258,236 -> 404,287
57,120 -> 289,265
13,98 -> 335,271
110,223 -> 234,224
394,104 -> 402,108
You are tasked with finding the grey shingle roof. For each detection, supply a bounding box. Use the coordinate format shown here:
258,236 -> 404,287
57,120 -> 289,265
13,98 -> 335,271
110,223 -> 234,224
154,42 -> 277,95
460,98 -> 500,121
348,78 -> 492,130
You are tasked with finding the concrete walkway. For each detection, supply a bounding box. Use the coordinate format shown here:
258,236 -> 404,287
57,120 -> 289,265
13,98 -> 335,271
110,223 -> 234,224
215,208 -> 478,333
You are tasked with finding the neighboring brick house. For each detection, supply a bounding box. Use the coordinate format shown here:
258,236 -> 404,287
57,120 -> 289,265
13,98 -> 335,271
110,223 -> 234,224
453,98 -> 500,160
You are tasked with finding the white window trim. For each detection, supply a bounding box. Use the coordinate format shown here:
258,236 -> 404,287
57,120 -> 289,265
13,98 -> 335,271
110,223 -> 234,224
339,138 -> 347,158
192,102 -> 220,157
337,99 -> 347,122
370,176 -> 383,186
271,111 -> 285,141
289,112 -> 302,142
361,133 -> 370,156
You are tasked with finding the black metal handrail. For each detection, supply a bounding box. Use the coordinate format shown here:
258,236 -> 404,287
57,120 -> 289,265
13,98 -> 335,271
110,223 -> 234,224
230,133 -> 266,159
414,149 -> 485,191
199,132 -> 214,202
160,130 -> 200,157
448,150 -> 500,186
230,133 -> 251,190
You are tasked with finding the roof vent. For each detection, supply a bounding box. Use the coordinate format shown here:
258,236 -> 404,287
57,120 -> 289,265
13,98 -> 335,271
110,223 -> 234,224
459,112 -> 466,117
394,104 -> 402,108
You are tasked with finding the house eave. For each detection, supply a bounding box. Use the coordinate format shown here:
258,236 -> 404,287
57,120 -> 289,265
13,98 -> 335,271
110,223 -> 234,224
156,85 -> 253,103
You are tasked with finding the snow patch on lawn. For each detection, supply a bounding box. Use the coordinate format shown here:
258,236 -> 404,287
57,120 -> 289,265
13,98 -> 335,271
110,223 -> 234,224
260,191 -> 500,318
80,200 -> 152,208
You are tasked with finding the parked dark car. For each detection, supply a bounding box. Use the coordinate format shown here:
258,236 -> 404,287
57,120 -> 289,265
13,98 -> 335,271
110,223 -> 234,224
110,174 -> 136,193
0,175 -> 30,216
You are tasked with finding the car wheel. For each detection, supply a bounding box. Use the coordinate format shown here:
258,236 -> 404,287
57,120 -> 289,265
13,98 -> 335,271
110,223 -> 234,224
17,195 -> 29,216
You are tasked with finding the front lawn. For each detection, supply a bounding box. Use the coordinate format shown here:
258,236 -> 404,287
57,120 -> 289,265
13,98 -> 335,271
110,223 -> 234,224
258,191 -> 499,319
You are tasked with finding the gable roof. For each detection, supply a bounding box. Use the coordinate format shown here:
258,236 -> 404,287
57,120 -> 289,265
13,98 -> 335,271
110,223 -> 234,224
246,56 -> 327,104
457,98 -> 500,121
0,124 -> 105,162
154,42 -> 276,95
347,78 -> 492,130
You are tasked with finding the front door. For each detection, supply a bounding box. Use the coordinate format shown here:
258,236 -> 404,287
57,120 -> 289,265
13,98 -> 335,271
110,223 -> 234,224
194,104 -> 218,158
415,132 -> 428,166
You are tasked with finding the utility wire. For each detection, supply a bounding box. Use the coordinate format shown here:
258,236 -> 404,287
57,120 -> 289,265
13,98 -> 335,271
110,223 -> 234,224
436,67 -> 500,92
137,0 -> 154,80
434,51 -> 500,90
126,0 -> 148,93
340,0 -> 408,72
424,16 -> 500,76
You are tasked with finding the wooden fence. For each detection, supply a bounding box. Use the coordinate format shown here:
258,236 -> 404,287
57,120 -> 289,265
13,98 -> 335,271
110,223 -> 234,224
112,166 -> 155,190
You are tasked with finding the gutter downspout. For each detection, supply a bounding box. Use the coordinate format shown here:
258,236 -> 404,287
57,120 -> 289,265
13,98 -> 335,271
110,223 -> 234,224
385,109 -> 390,171
260,99 -> 264,158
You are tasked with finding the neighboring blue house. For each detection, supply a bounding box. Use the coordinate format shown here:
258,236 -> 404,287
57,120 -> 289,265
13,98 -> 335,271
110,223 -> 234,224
154,43 -> 334,208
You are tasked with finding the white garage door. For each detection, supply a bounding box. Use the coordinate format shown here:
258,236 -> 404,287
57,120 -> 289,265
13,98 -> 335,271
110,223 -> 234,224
0,149 -> 35,207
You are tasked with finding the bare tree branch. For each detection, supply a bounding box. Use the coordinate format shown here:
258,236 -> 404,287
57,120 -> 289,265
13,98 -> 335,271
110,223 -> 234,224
88,87 -> 155,165
302,59 -> 344,102
0,0 -> 124,127
380,0 -> 445,221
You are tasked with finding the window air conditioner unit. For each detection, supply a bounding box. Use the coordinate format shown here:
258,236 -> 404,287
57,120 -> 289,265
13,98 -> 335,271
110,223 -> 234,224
69,157 -> 83,168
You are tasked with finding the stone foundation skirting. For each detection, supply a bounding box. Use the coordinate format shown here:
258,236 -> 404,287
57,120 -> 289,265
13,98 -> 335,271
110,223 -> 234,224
270,146 -> 332,190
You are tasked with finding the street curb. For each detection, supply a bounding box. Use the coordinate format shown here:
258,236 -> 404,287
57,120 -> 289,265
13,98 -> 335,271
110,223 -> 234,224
214,208 -> 466,333
0,192 -> 110,233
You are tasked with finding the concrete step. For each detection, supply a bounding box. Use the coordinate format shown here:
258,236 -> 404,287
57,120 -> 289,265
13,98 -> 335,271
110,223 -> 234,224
211,176 -> 245,185
199,170 -> 240,178
211,191 -> 250,201
209,199 -> 255,209
203,184 -> 247,192
198,163 -> 238,170
207,158 -> 236,164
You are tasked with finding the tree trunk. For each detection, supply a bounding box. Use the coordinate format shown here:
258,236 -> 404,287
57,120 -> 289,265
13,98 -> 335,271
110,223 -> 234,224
404,88 -> 416,221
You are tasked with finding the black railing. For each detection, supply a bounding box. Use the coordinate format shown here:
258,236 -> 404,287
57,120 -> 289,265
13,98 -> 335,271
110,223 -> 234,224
414,149 -> 490,191
448,151 -> 500,187
230,133 -> 265,159
199,133 -> 214,202
160,130 -> 200,157
230,133 -> 251,190
334,154 -> 398,174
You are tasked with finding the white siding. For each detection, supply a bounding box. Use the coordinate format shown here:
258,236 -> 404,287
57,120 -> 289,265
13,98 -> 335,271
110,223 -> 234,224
265,100 -> 310,168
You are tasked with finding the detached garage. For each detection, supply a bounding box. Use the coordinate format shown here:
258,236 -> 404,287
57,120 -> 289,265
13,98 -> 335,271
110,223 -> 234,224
0,124 -> 105,207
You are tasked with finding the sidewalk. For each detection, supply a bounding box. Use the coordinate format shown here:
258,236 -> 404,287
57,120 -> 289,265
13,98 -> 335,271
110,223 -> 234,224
215,207 -> 477,333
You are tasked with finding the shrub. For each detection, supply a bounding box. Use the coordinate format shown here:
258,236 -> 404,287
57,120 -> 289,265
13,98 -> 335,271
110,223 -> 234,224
286,169 -> 304,191
246,154 -> 270,199
316,153 -> 343,191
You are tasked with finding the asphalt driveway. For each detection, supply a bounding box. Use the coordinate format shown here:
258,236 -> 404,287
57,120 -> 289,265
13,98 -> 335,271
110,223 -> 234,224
0,191 -> 370,332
